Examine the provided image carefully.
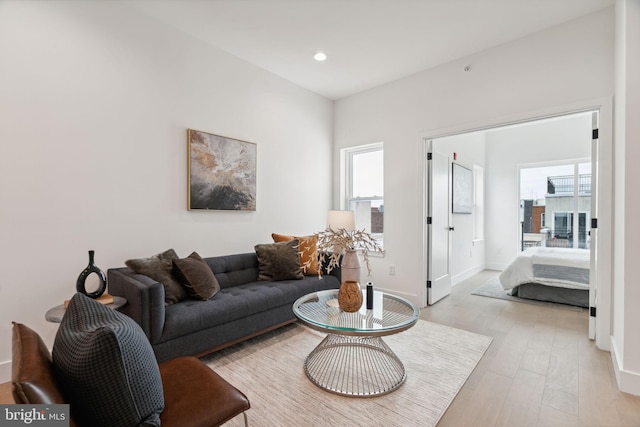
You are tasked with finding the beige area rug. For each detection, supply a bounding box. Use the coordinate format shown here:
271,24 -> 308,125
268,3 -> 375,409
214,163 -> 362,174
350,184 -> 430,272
201,320 -> 492,427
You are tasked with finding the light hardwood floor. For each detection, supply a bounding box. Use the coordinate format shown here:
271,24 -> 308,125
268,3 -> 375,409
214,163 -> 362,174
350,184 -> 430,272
0,381 -> 11,405
424,270 -> 640,427
2,270 -> 640,426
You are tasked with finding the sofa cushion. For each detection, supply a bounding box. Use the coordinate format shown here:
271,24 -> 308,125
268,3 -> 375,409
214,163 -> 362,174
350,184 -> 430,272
271,233 -> 320,275
204,253 -> 259,289
159,275 -> 340,343
173,252 -> 220,300
254,240 -> 303,281
52,293 -> 165,427
126,249 -> 187,305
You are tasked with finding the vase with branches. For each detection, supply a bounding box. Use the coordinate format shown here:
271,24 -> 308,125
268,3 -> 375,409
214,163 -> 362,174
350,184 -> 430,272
315,226 -> 384,279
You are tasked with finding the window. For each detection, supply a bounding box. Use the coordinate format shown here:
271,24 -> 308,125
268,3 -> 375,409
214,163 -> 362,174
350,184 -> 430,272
343,143 -> 384,246
519,160 -> 591,250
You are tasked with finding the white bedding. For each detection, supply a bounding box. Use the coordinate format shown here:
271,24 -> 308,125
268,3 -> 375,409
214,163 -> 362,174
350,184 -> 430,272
499,247 -> 590,291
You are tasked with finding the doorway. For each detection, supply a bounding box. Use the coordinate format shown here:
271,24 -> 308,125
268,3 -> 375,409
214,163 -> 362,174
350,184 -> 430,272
424,109 -> 607,344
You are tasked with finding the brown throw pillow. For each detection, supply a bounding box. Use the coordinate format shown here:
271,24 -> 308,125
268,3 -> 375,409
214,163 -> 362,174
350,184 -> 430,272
271,233 -> 320,275
172,252 -> 220,301
125,249 -> 187,305
255,239 -> 303,281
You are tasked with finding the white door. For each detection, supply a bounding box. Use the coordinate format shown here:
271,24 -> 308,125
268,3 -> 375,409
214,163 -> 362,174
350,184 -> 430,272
427,147 -> 452,304
588,112 -> 598,340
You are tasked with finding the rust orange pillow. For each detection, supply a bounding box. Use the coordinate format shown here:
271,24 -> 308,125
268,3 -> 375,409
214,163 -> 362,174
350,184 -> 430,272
271,233 -> 319,275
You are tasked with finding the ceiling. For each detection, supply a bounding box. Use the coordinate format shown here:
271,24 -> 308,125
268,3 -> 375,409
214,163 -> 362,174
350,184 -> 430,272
131,0 -> 614,100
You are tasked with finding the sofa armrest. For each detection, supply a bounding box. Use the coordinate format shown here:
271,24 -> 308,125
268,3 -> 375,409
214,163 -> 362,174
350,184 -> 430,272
107,268 -> 165,344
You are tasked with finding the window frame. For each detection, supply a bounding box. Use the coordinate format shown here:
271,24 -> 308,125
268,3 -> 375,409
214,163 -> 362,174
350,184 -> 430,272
342,142 -> 384,247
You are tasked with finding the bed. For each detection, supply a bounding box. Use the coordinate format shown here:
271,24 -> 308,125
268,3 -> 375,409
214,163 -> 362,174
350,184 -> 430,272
499,247 -> 590,307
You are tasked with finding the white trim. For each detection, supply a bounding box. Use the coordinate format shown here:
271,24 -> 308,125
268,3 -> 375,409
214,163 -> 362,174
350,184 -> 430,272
421,139 -> 431,307
419,99 -> 609,140
342,142 -> 384,203
452,265 -> 485,286
341,142 -> 385,242
373,286 -> 421,307
593,99 -> 613,351
485,262 -> 510,271
611,336 -> 640,395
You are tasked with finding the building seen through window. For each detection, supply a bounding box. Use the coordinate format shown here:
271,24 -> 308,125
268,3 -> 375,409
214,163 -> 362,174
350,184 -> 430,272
520,162 -> 591,250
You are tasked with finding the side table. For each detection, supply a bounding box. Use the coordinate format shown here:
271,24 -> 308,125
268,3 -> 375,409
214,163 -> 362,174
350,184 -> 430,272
45,296 -> 128,323
293,289 -> 419,397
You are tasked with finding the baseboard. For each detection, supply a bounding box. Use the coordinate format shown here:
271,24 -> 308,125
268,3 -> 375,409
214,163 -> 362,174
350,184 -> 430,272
0,359 -> 11,384
485,262 -> 509,271
376,286 -> 420,307
452,265 -> 485,286
610,336 -> 640,396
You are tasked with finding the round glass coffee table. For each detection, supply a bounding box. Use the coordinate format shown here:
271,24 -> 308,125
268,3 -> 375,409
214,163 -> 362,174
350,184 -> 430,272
293,289 -> 419,397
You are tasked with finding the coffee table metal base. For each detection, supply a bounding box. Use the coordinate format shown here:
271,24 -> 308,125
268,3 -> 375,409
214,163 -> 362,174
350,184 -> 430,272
304,333 -> 406,397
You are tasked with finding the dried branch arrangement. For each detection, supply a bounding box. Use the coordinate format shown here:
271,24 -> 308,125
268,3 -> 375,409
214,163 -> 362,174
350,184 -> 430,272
315,227 -> 384,277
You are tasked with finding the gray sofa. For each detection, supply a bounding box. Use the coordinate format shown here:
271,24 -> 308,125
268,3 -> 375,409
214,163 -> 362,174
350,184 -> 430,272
107,252 -> 341,362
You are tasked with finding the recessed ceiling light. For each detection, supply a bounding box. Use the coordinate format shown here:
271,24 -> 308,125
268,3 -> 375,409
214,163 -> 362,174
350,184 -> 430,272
313,51 -> 327,62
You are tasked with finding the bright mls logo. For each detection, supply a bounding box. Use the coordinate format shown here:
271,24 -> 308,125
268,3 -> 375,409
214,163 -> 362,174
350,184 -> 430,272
0,405 -> 69,426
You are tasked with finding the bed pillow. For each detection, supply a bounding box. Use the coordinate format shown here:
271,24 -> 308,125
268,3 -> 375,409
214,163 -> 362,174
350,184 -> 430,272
271,233 -> 320,275
255,239 -> 303,281
173,251 -> 220,300
125,249 -> 188,305
52,293 -> 164,427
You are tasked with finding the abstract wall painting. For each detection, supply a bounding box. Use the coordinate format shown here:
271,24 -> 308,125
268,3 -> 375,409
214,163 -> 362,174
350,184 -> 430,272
188,129 -> 256,211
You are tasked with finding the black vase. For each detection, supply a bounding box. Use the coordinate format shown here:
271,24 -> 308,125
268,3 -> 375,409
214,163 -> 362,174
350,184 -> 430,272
76,250 -> 107,299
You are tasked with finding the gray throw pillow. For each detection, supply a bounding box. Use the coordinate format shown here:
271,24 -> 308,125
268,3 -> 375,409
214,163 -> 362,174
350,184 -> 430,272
255,239 -> 303,281
173,251 -> 221,300
125,249 -> 188,305
52,293 -> 164,427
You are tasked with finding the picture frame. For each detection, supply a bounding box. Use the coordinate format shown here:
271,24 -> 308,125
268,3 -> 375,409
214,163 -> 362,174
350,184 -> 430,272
187,129 -> 256,211
452,163 -> 473,214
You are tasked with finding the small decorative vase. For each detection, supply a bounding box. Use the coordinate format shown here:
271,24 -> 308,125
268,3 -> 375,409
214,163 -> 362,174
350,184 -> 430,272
76,250 -> 107,299
338,280 -> 363,312
341,249 -> 361,283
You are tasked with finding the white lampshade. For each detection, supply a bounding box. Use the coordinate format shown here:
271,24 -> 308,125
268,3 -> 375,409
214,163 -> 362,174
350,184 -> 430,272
327,210 -> 355,232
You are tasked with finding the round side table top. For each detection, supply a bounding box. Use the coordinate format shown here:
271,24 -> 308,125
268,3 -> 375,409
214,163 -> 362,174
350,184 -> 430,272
45,296 -> 127,323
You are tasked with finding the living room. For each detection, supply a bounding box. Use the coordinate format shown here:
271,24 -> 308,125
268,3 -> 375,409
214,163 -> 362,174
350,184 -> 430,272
2,0 -> 640,425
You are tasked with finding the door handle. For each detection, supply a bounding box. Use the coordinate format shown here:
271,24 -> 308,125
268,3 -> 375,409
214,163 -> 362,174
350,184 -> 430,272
448,227 -> 455,231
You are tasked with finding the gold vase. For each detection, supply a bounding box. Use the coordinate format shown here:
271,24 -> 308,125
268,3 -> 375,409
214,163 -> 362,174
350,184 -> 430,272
338,280 -> 363,312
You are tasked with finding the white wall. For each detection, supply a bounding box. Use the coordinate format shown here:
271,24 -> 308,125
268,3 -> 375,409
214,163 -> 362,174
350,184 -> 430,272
433,132 -> 486,284
333,8 -> 614,305
484,114 -> 593,270
0,2 -> 333,381
611,0 -> 640,395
